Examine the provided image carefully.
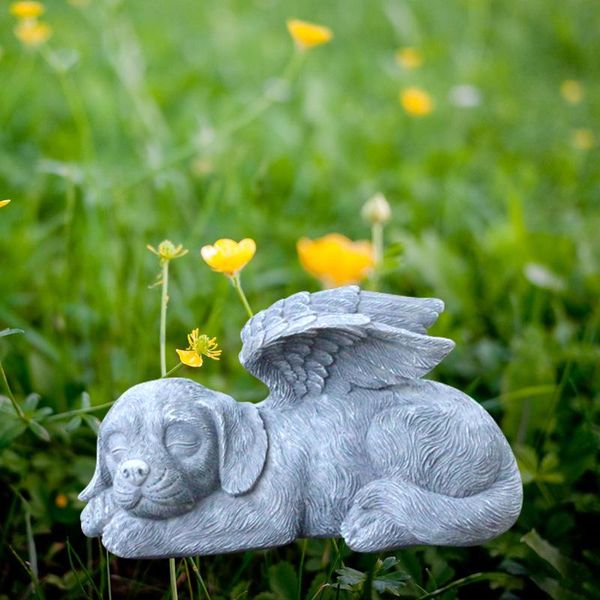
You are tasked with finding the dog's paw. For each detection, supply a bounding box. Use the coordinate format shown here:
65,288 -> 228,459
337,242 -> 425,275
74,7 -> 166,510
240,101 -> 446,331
81,492 -> 115,537
102,511 -> 162,558
341,480 -> 417,552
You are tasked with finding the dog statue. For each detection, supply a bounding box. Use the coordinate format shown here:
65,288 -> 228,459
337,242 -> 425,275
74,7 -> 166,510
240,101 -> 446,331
79,286 -> 522,558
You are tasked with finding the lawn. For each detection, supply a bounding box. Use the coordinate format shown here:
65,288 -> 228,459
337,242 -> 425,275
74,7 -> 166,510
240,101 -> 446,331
1,0 -> 599,597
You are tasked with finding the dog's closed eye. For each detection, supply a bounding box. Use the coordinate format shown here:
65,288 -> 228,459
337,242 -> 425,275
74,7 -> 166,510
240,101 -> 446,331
107,432 -> 128,462
164,422 -> 202,458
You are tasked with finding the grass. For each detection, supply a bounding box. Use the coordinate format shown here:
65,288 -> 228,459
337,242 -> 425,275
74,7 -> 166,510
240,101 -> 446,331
1,0 -> 599,597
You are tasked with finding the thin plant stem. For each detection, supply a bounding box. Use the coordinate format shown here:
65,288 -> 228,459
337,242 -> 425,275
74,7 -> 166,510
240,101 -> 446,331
183,559 -> 194,600
160,260 -> 170,378
47,401 -> 115,421
187,557 -> 212,600
156,258 -> 178,599
230,274 -> 254,318
0,360 -> 26,421
297,539 -> 308,600
106,548 -> 113,600
170,558 -> 178,600
163,362 -> 183,378
370,222 -> 384,291
372,222 -> 384,265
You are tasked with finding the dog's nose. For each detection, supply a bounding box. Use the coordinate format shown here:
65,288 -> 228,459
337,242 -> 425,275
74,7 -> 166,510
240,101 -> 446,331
120,459 -> 150,486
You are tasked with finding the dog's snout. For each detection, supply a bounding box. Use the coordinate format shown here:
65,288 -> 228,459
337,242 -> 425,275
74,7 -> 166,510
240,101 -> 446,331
120,459 -> 150,486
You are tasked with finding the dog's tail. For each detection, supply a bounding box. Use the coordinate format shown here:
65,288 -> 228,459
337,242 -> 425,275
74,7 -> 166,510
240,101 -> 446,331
344,456 -> 522,551
402,460 -> 523,546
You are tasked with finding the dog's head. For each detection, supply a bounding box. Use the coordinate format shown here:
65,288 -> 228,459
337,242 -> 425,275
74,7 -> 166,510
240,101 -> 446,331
79,378 -> 268,519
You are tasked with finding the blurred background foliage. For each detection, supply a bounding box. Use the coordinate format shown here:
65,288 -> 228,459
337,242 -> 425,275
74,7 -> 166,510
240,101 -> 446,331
1,0 -> 599,597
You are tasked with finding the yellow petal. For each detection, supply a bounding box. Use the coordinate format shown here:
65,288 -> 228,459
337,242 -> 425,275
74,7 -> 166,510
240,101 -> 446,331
287,19 -> 333,50
297,233 -> 375,288
10,1 -> 45,19
400,87 -> 434,117
571,128 -> 595,151
395,47 -> 423,70
14,20 -> 51,46
176,349 -> 203,367
201,238 -> 256,276
0,199 -> 11,208
560,80 -> 584,105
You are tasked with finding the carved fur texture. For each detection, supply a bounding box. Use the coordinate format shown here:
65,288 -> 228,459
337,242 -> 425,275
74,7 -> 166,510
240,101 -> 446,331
79,286 -> 522,558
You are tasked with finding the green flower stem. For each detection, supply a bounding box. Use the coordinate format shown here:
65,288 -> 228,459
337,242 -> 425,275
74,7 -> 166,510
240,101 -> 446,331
372,222 -> 384,265
230,274 -> 254,318
170,558 -> 178,600
0,360 -> 27,421
47,401 -> 115,422
370,222 -> 384,291
106,548 -> 113,600
160,260 -> 170,378
187,557 -> 212,600
157,259 -> 178,600
163,362 -> 183,378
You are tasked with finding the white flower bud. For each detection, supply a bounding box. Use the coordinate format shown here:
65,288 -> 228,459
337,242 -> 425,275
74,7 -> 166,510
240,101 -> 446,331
361,193 -> 391,225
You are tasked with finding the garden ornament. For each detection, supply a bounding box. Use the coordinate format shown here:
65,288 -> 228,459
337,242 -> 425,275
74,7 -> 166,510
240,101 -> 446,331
80,286 -> 522,558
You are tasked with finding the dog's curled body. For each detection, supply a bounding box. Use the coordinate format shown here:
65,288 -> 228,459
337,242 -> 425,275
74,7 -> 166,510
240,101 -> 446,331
80,286 -> 522,558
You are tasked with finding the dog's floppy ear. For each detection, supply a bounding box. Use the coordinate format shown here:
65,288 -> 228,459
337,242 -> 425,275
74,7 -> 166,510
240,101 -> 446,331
79,434 -> 111,501
203,392 -> 268,496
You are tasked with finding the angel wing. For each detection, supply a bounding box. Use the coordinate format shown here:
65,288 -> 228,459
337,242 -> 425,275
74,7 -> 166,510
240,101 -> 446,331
239,285 -> 454,408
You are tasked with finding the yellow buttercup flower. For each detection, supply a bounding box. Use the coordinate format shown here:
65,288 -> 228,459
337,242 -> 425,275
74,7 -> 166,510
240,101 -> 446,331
571,128 -> 595,151
55,493 -> 68,509
297,233 -> 375,288
560,80 -> 584,105
201,238 -> 256,277
395,47 -> 423,69
0,199 -> 11,208
400,87 -> 434,117
287,19 -> 333,50
176,329 -> 222,368
14,19 -> 51,46
10,1 -> 44,19
147,240 -> 188,263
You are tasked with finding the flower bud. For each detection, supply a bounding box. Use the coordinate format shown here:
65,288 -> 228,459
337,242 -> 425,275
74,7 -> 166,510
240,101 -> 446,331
361,193 -> 391,225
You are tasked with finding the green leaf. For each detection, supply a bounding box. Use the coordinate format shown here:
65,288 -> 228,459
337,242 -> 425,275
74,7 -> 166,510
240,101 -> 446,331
379,556 -> 399,572
372,571 -> 410,596
336,566 -> 365,588
521,529 -> 593,594
268,561 -> 298,600
0,328 -> 25,338
23,393 -> 41,412
28,420 -> 50,442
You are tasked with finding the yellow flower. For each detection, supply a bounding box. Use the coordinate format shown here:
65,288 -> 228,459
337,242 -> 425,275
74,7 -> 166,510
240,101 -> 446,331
147,240 -> 188,263
14,20 -> 51,46
571,128 -> 595,151
201,238 -> 256,277
297,234 -> 375,288
55,493 -> 68,509
287,19 -> 333,50
176,329 -> 222,368
395,47 -> 423,69
400,87 -> 434,117
0,199 -> 11,209
10,1 -> 44,19
560,80 -> 584,104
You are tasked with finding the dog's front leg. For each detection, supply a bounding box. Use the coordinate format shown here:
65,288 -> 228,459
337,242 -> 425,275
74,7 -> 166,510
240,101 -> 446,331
102,491 -> 299,558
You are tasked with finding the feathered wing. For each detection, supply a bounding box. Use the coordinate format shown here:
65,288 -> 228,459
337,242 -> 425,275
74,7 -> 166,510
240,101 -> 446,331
239,286 -> 455,409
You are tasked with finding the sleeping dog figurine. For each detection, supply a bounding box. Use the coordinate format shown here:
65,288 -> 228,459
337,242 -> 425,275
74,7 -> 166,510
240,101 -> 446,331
79,286 -> 522,558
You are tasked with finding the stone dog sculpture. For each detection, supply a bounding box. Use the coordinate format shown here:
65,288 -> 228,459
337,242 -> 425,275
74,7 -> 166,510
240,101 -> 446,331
80,286 -> 522,558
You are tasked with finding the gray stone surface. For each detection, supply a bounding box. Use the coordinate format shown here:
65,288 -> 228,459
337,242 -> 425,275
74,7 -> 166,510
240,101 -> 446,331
79,285 -> 522,558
